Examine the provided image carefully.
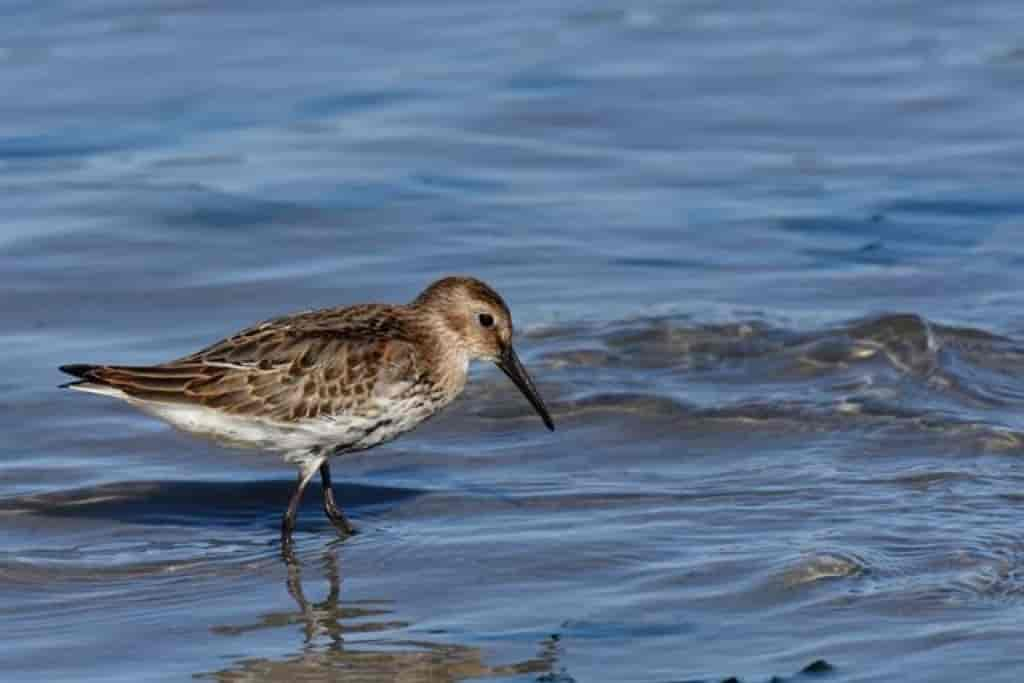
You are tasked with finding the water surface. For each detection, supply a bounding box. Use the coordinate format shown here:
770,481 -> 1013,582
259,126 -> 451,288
3,1 -> 1024,681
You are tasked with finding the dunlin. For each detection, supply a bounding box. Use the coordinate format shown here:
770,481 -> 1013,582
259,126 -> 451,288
60,276 -> 554,544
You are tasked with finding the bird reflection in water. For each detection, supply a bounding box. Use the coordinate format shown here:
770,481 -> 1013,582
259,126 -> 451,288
201,543 -> 570,682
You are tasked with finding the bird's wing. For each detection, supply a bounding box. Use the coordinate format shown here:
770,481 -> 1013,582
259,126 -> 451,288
68,315 -> 428,422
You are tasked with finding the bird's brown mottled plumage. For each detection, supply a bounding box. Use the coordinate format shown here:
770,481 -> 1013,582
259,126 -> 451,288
70,307 -> 431,423
59,276 -> 554,546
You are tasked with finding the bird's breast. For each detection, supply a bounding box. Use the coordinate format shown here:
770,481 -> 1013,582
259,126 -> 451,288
328,391 -> 452,453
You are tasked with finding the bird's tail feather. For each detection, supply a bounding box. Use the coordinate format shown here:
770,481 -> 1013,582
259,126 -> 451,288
59,363 -> 101,388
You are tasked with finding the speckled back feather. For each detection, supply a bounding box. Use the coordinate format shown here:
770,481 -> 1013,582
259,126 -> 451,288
66,305 -> 438,424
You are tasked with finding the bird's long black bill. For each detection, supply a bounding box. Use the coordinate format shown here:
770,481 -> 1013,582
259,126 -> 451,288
497,346 -> 555,431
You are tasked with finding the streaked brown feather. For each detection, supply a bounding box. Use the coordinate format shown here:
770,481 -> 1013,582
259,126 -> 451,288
75,306 -> 433,424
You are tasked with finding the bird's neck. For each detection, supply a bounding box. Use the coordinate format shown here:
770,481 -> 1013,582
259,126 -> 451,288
436,342 -> 471,400
415,308 -> 472,400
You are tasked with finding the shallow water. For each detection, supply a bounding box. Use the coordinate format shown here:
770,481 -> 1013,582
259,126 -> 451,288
4,1 -> 1024,681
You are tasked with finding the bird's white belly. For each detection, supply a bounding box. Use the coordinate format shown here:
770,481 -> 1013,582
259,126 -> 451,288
135,394 -> 443,455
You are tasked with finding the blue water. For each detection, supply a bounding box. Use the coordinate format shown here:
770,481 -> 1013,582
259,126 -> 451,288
4,1 -> 1024,681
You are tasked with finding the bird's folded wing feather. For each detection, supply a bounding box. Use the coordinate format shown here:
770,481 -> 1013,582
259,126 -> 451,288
79,318 -> 426,422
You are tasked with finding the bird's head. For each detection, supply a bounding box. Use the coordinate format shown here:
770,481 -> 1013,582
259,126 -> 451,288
414,276 -> 554,431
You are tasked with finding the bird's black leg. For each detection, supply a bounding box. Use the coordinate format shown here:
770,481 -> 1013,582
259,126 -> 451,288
282,458 -> 324,546
320,460 -> 356,536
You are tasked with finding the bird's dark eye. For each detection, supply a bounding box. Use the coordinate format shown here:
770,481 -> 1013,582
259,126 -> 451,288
477,313 -> 494,328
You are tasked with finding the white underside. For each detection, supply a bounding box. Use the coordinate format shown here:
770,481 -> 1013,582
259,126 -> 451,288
69,382 -> 443,467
